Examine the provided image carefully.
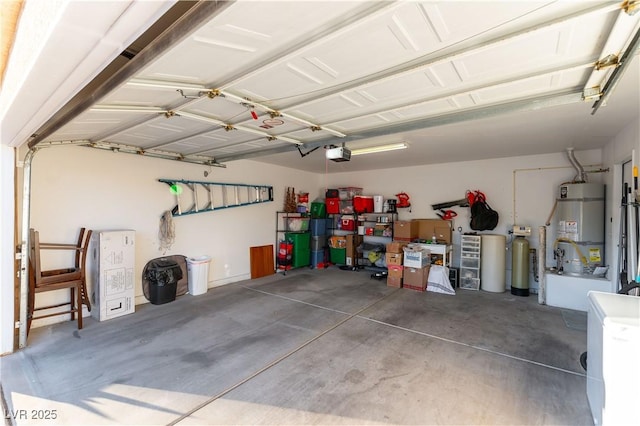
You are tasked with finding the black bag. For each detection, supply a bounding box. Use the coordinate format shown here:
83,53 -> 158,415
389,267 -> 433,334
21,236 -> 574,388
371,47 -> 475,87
145,258 -> 183,286
469,194 -> 499,231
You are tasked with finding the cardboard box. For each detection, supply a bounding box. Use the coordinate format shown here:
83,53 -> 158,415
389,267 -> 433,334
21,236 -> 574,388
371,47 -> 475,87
393,220 -> 418,241
403,246 -> 430,268
385,252 -> 403,266
415,219 -> 453,244
386,241 -> 407,253
387,264 -> 403,287
91,230 -> 136,321
387,276 -> 402,288
403,265 -> 430,291
346,234 -> 363,266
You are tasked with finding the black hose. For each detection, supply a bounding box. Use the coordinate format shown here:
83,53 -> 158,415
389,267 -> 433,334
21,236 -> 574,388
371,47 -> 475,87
580,351 -> 587,371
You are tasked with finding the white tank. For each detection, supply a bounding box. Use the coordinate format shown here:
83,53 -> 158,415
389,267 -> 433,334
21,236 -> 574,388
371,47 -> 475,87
481,234 -> 507,292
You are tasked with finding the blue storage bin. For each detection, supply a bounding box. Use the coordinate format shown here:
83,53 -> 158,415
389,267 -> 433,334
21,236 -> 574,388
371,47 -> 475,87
310,218 -> 329,236
311,250 -> 325,268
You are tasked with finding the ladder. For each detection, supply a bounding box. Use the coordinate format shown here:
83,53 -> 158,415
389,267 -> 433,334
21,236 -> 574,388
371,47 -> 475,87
159,178 -> 273,217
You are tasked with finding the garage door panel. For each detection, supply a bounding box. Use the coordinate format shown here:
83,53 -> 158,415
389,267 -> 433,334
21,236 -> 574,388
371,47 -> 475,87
107,115 -> 209,146
100,86 -> 185,109
138,1 -> 373,85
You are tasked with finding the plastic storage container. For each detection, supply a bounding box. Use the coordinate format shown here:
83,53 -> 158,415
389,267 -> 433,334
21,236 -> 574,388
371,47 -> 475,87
145,258 -> 182,305
186,256 -> 211,296
285,232 -> 311,268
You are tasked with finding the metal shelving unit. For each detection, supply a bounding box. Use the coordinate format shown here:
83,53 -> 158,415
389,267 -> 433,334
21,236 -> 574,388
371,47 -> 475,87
275,211 -> 310,274
356,212 -> 397,271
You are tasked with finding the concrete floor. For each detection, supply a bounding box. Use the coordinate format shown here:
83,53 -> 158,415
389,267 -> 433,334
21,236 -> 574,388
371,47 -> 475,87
1,268 -> 592,425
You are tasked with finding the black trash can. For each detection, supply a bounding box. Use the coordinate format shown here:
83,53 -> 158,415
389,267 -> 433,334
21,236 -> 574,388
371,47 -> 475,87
145,258 -> 182,305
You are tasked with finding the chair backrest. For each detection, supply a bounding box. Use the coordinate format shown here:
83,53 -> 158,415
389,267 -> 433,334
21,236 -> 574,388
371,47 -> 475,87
29,227 -> 92,287
79,229 -> 92,280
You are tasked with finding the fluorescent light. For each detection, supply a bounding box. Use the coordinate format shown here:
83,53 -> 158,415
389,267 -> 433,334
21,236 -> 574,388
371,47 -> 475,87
350,142 -> 407,156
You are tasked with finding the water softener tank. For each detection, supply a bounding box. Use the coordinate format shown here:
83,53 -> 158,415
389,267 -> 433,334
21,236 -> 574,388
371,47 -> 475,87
555,183 -> 604,275
511,236 -> 529,296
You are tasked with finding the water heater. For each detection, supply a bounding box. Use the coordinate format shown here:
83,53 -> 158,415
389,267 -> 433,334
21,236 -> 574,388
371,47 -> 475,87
555,183 -> 605,276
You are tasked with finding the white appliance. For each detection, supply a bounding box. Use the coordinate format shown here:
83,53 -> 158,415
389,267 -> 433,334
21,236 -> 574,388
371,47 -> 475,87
90,230 -> 136,321
587,291 -> 640,425
325,146 -> 351,162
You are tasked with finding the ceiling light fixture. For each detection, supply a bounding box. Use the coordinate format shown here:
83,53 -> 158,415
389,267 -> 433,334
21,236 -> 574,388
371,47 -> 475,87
350,142 -> 408,156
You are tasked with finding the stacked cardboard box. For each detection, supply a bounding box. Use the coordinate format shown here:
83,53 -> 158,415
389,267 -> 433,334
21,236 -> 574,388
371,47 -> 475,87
386,241 -> 406,288
393,220 -> 418,242
387,265 -> 403,288
414,218 -> 453,244
403,244 -> 430,268
403,265 -> 430,291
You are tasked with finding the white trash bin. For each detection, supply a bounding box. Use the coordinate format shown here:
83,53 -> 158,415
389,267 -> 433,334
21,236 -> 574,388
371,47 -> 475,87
186,256 -> 211,295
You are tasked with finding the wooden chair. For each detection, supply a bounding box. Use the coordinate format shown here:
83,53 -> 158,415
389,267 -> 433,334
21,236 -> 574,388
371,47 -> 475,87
28,228 -> 92,333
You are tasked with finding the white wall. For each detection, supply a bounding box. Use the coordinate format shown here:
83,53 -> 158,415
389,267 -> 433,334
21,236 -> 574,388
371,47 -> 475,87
25,145 -> 319,328
323,149 -> 605,291
1,145 -> 15,355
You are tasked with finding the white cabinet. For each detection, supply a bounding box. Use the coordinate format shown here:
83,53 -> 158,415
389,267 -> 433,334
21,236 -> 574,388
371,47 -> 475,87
90,230 -> 135,321
587,291 -> 640,425
460,234 -> 481,290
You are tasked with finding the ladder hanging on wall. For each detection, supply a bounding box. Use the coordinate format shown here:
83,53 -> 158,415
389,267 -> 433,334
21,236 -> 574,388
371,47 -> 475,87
159,178 -> 273,217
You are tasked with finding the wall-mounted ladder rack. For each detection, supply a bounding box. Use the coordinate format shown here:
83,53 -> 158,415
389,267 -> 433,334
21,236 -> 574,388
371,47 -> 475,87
159,178 -> 273,217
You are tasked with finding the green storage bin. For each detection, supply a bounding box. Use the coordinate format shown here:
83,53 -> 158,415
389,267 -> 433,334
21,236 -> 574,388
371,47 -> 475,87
285,232 -> 311,268
310,202 -> 327,218
330,247 -> 346,265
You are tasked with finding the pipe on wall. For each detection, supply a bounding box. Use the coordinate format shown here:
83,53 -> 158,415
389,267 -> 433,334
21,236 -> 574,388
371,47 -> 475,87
538,225 -> 546,304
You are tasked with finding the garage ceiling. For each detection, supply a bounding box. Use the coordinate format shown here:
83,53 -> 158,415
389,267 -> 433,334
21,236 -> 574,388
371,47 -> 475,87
33,1 -> 640,173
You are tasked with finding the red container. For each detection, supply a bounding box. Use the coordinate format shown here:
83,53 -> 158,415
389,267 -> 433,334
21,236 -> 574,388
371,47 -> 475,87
353,195 -> 374,213
277,241 -> 293,270
326,198 -> 340,214
341,216 -> 355,231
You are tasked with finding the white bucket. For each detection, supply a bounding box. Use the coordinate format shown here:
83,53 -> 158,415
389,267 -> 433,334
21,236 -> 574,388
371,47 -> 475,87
358,225 -> 365,235
373,195 -> 384,213
186,256 -> 211,296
